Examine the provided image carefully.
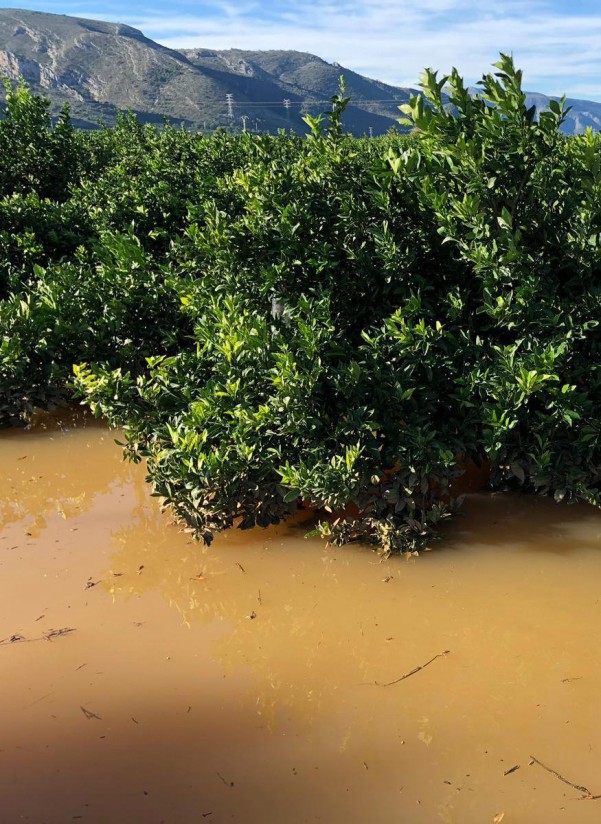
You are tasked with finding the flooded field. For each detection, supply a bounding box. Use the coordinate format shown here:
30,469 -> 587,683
2,412 -> 601,823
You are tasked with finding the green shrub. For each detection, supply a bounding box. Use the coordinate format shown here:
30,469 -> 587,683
2,63 -> 600,550
0,193 -> 94,299
0,231 -> 190,425
0,79 -> 81,200
70,85 -> 474,551
395,55 -> 601,506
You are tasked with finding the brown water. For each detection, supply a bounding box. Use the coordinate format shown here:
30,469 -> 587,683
2,413 -> 601,824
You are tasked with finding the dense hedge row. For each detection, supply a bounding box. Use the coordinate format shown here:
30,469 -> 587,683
1,58 -> 600,552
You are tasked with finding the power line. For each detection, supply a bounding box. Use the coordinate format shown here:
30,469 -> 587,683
217,97 -> 407,109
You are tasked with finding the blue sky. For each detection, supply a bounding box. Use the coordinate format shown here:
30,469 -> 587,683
6,0 -> 601,100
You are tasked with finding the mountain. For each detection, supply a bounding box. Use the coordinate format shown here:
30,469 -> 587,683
179,48 -> 414,134
0,8 -> 600,135
0,8 -> 413,133
523,91 -> 601,135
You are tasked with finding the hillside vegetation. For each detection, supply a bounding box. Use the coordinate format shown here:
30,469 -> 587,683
1,56 -> 599,552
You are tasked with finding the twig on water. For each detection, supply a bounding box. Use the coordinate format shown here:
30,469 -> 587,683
529,756 -> 601,800
375,650 -> 450,687
80,706 -> 102,721
23,691 -> 55,709
216,772 -> 234,788
0,627 -> 76,646
44,627 -> 76,641
0,633 -> 26,645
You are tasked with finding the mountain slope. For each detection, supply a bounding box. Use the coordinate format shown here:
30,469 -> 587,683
0,8 -> 409,133
523,91 -> 601,134
0,8 -> 290,130
0,8 -> 600,135
180,47 -> 414,133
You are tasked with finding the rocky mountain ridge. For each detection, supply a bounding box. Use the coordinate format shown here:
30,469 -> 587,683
0,8 -> 599,135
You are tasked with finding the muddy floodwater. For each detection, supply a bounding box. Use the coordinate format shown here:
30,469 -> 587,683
2,413 -> 601,824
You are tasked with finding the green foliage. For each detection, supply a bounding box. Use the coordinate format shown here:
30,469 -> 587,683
0,79 -> 81,199
1,230 -> 190,424
0,92 -> 254,425
0,193 -> 95,299
2,65 -> 600,552
395,54 -> 600,506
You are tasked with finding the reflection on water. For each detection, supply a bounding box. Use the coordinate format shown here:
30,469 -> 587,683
2,412 -> 601,823
0,407 -> 131,532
